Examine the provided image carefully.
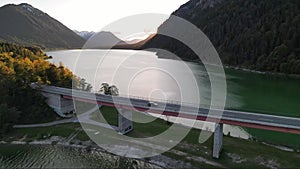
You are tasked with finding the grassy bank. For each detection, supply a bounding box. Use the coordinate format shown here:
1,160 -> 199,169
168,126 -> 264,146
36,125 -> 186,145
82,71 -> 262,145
2,106 -> 300,168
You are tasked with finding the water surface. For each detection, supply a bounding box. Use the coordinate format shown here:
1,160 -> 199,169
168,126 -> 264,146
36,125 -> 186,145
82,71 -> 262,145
48,49 -> 300,146
0,144 -> 159,168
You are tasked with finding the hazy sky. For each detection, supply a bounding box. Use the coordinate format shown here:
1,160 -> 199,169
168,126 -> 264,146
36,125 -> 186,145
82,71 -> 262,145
0,0 -> 189,32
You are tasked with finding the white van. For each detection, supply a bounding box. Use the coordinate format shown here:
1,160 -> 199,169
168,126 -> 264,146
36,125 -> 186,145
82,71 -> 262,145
147,101 -> 158,107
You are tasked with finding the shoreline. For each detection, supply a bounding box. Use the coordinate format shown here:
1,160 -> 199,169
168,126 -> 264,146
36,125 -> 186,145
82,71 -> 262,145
1,116 -> 300,169
0,136 -> 207,169
10,112 -> 300,153
156,55 -> 300,79
224,65 -> 300,79
1,132 -> 299,168
46,48 -> 300,79
2,132 -> 297,153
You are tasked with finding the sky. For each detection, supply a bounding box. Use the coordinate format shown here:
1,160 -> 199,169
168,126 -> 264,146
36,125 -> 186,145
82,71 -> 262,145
0,0 -> 189,33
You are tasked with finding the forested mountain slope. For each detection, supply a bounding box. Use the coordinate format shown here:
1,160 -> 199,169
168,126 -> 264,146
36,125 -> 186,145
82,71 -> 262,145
143,0 -> 300,74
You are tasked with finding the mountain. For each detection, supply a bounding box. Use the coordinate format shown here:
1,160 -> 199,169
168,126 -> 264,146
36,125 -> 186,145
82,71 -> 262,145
143,0 -> 300,74
74,30 -> 147,48
121,34 -> 156,49
0,3 -> 85,49
74,30 -> 96,40
83,31 -> 128,49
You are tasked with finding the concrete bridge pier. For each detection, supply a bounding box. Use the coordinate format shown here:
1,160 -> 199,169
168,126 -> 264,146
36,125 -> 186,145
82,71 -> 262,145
41,92 -> 75,117
118,109 -> 133,134
213,123 -> 223,159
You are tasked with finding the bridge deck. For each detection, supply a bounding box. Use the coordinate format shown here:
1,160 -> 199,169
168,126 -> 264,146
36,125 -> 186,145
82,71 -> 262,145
39,85 -> 300,134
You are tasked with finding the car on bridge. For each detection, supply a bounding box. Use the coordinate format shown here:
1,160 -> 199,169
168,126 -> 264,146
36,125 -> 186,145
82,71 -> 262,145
147,101 -> 158,107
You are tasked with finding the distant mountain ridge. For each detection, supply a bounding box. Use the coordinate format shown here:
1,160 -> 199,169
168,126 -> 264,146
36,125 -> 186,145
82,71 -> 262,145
0,3 -> 85,49
74,30 -> 96,40
143,0 -> 300,74
83,31 -> 129,49
74,30 -> 151,49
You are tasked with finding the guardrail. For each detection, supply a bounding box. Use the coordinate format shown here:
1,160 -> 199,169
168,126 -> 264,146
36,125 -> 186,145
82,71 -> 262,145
110,93 -> 201,108
33,83 -> 203,108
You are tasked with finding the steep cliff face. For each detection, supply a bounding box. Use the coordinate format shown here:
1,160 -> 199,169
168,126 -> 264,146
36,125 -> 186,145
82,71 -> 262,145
143,0 -> 300,74
0,3 -> 85,49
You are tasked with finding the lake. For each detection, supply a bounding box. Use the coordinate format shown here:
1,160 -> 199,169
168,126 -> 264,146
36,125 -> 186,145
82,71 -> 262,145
47,49 -> 300,147
47,49 -> 300,116
1,49 -> 299,168
0,144 -> 160,168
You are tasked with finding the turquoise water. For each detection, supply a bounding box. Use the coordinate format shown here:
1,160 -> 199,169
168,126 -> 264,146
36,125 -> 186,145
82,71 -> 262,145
226,69 -> 300,118
1,49 -> 299,168
48,49 -> 300,117
225,69 -> 300,147
47,49 -> 300,147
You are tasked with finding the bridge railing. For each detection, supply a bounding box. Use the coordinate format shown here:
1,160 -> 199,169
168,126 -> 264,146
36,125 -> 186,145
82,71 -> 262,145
111,93 -> 201,108
39,84 -> 204,109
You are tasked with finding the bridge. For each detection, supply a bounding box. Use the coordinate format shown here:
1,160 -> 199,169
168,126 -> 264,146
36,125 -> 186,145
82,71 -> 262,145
31,83 -> 300,158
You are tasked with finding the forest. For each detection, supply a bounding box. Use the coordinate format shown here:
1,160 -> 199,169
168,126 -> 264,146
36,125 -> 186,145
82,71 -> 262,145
144,0 -> 300,74
0,43 -> 83,136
